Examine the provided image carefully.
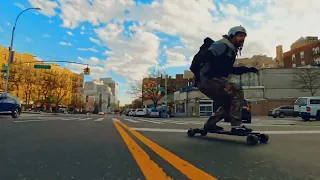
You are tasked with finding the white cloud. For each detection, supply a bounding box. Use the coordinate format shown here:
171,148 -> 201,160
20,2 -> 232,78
102,50 -> 114,56
78,56 -> 101,66
76,47 -> 98,52
31,0 -> 320,82
48,20 -> 54,23
26,37 -> 32,43
89,37 -> 101,46
66,63 -> 108,80
164,49 -> 191,68
66,31 -> 74,36
42,34 -> 50,38
58,0 -> 135,29
14,2 -> 26,10
28,0 -> 59,17
81,26 -> 85,30
59,41 -> 72,46
95,23 -> 160,81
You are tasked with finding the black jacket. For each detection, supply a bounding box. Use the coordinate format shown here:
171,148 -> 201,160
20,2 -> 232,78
200,37 -> 253,78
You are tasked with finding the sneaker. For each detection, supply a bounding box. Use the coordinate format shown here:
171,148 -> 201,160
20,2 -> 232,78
204,123 -> 224,132
231,125 -> 252,134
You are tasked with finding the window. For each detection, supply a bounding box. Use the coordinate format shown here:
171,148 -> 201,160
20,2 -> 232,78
292,63 -> 296,68
300,51 -> 304,58
292,54 -> 296,61
294,98 -> 307,106
313,47 -> 320,55
310,99 -> 320,104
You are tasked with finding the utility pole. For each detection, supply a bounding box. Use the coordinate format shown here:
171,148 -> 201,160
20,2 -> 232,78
165,74 -> 168,111
4,7 -> 41,92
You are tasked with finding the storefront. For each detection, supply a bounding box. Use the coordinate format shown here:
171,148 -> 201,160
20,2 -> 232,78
199,100 -> 213,116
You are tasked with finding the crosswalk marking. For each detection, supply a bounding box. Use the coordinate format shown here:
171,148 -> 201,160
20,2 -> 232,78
61,117 -> 82,120
137,118 -> 163,124
124,119 -> 141,123
94,118 -> 104,122
76,118 -> 92,121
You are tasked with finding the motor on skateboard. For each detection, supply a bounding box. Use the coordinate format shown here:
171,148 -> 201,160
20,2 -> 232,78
187,128 -> 269,145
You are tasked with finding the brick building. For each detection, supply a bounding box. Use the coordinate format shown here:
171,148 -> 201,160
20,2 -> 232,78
283,41 -> 320,68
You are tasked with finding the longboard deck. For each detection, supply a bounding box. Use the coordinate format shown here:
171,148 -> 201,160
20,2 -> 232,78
192,128 -> 260,136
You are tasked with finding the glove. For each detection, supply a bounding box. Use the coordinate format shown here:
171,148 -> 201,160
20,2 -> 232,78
249,67 -> 259,73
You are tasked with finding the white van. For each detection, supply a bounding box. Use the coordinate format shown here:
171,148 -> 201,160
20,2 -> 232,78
294,97 -> 320,121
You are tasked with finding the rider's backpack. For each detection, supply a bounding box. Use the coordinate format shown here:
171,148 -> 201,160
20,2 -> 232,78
189,37 -> 214,86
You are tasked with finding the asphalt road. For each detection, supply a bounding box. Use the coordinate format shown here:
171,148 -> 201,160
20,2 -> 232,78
1,114 -> 320,180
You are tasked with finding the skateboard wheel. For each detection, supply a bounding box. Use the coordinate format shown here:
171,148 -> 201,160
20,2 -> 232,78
246,135 -> 258,145
200,131 -> 207,136
259,134 -> 269,143
187,129 -> 196,137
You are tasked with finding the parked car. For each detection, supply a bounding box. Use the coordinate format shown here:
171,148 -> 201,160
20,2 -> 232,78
148,109 -> 160,118
271,105 -> 298,118
294,96 -> 320,121
134,109 -> 147,117
128,109 -> 136,116
224,99 -> 251,123
0,92 -> 21,118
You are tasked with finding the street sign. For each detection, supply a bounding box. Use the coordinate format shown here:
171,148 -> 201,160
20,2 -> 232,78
2,64 -> 7,70
34,64 -> 51,69
1,69 -> 7,73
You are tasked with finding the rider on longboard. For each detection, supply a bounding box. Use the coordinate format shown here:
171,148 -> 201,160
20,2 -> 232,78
193,25 -> 259,134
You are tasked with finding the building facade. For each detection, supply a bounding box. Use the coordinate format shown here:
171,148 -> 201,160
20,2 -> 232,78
283,41 -> 320,68
235,55 -> 278,69
290,36 -> 318,50
84,80 -> 116,112
0,45 -> 84,109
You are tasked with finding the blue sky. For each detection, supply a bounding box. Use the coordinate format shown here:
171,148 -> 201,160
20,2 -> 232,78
1,0 -> 319,105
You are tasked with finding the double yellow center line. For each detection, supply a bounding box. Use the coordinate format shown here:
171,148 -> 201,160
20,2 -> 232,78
113,119 -> 217,180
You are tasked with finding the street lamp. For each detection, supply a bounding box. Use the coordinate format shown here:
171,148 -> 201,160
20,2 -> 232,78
4,7 -> 41,92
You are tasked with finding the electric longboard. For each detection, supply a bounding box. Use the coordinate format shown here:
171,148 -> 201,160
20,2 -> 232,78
187,128 -> 269,145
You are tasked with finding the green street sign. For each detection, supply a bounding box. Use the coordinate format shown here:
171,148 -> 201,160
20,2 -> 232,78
149,87 -> 164,92
34,64 -> 51,69
1,69 -> 7,73
2,64 -> 7,70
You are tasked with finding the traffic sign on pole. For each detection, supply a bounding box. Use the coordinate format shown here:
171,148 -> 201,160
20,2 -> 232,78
34,64 -> 51,69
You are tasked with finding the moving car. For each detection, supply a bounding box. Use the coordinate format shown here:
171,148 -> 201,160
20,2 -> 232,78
0,92 -> 21,118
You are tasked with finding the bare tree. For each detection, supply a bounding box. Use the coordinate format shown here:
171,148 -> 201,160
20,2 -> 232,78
293,68 -> 320,96
128,68 -> 165,108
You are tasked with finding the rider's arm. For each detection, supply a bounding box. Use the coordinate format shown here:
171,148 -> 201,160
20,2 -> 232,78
231,66 -> 253,75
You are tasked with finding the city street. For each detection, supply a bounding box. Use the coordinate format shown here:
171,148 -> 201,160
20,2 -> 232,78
2,114 -> 320,180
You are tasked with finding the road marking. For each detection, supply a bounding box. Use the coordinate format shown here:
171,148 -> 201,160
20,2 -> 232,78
112,118 -> 120,122
61,117 -> 82,120
94,118 -> 104,122
76,118 -> 92,121
113,121 -> 173,180
117,120 -> 217,180
130,127 -> 320,135
131,128 -> 187,132
137,118 -> 163,124
124,119 -> 141,123
13,120 -> 47,123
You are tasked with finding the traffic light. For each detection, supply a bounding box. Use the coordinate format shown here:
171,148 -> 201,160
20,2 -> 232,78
83,67 -> 90,75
